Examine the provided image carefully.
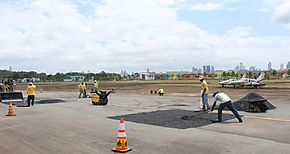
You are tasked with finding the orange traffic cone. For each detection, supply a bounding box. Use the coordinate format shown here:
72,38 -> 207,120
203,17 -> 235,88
6,102 -> 16,116
112,117 -> 132,153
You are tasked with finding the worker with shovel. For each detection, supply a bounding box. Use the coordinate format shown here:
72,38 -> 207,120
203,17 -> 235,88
199,77 -> 210,111
210,91 -> 243,123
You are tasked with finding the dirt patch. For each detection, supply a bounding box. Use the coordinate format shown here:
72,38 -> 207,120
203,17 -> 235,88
108,109 -> 235,129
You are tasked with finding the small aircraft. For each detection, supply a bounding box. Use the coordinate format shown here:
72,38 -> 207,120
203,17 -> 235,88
218,74 -> 246,87
219,73 -> 266,88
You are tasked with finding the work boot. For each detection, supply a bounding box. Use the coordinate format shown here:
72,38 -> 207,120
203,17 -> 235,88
212,119 -> 221,123
238,118 -> 243,123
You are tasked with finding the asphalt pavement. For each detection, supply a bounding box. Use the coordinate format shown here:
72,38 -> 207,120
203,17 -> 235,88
1,91 -> 290,154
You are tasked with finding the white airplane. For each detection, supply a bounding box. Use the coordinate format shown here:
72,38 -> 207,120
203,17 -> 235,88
227,73 -> 266,88
218,74 -> 246,87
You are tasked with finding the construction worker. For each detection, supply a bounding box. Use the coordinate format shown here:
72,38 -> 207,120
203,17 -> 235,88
78,82 -> 84,98
210,91 -> 243,123
199,77 -> 210,110
93,80 -> 99,92
27,82 -> 36,107
12,80 -> 16,91
4,81 -> 10,91
83,82 -> 87,98
158,88 -> 165,96
0,83 -> 4,92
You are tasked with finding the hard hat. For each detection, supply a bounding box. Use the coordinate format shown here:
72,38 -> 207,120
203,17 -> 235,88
29,82 -> 33,85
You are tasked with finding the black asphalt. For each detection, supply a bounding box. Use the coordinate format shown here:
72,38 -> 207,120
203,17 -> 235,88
109,109 -> 236,129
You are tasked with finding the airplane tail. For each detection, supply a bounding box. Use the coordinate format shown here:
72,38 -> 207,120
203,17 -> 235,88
256,73 -> 265,82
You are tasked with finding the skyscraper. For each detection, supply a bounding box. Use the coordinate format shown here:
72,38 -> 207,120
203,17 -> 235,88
287,61 -> 290,69
249,66 -> 256,71
202,65 -> 213,73
234,65 -> 240,71
268,62 -> 272,70
280,63 -> 284,70
211,66 -> 215,73
202,65 -> 206,73
206,65 -> 211,73
9,66 -> 12,72
239,62 -> 245,71
192,67 -> 199,73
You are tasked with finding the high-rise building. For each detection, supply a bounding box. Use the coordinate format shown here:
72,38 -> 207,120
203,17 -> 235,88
211,66 -> 215,73
239,62 -> 246,71
9,66 -> 12,72
268,62 -> 272,70
192,67 -> 199,73
202,65 -> 214,73
234,65 -> 240,71
287,61 -> 290,69
206,65 -> 211,73
202,65 -> 206,73
198,69 -> 202,73
249,66 -> 256,71
280,63 -> 284,70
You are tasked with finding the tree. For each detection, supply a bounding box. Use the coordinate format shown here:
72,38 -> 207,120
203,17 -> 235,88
272,70 -> 277,78
249,72 -> 253,78
230,71 -> 235,77
222,71 -> 227,79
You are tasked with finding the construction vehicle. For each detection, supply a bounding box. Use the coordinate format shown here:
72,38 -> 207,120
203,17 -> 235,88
0,79 -> 25,106
90,89 -> 114,105
0,79 -> 15,92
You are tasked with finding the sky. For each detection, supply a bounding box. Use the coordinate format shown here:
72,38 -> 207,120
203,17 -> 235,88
0,0 -> 290,74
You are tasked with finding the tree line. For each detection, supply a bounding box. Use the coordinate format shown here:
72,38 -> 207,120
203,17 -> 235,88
0,70 -> 121,82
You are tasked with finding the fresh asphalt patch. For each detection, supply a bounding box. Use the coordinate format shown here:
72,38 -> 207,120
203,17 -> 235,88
35,99 -> 66,104
108,109 -> 236,129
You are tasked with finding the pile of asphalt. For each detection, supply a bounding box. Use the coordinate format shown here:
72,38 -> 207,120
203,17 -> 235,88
233,92 -> 276,112
35,99 -> 65,104
108,109 -> 235,129
215,92 -> 276,113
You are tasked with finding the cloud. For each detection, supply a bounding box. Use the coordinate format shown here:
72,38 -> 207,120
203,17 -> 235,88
273,1 -> 290,24
189,2 -> 224,11
0,0 -> 289,73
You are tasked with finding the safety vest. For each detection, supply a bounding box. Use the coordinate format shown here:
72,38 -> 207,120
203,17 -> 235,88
27,85 -> 36,95
94,82 -> 99,88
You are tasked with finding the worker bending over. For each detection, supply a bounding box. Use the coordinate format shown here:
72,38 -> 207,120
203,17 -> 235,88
158,88 -> 165,96
211,91 -> 243,123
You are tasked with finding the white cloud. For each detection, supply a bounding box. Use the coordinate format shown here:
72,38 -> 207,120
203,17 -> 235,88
189,2 -> 224,11
0,0 -> 289,73
226,27 -> 251,38
273,1 -> 290,24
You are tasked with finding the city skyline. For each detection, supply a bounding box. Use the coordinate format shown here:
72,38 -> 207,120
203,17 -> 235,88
1,0 -> 290,74
4,60 -> 289,74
